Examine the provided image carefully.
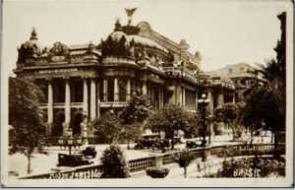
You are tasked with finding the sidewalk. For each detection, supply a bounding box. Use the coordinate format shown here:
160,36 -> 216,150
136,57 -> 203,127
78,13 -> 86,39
8,134 -> 272,178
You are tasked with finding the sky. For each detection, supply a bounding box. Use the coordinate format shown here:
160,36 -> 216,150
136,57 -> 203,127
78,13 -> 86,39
2,0 -> 291,76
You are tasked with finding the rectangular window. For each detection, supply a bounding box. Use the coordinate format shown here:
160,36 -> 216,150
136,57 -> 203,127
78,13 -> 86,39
70,78 -> 83,102
53,79 -> 65,103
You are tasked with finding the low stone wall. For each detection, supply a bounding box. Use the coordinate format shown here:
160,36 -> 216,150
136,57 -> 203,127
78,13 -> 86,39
19,143 -> 284,179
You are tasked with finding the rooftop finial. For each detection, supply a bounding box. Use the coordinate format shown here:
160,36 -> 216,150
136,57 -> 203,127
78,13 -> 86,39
30,27 -> 38,40
125,7 -> 137,25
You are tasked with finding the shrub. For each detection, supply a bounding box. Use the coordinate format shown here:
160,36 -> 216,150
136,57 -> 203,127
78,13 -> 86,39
146,167 -> 170,178
100,145 -> 130,178
174,149 -> 194,178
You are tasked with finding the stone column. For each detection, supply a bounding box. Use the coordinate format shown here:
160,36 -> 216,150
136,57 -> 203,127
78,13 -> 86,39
82,78 -> 88,117
142,81 -> 147,96
81,118 -> 88,145
126,79 -> 131,101
169,85 -> 176,105
207,89 -> 214,115
195,90 -> 198,111
209,120 -> 215,144
177,85 -> 181,106
90,78 -> 96,120
232,92 -> 236,104
182,87 -> 186,107
159,87 -> 164,108
103,79 -> 108,101
207,90 -> 214,115
81,79 -> 89,144
114,78 -> 119,101
96,80 -> 101,119
217,91 -> 224,108
64,79 -> 71,135
155,155 -> 163,168
47,80 -> 53,136
207,89 -> 215,145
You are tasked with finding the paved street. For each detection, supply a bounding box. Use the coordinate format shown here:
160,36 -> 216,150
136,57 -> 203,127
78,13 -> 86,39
8,133 -> 272,178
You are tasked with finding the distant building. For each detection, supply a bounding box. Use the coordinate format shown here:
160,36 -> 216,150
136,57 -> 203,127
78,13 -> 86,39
206,63 -> 264,104
13,9 -> 234,140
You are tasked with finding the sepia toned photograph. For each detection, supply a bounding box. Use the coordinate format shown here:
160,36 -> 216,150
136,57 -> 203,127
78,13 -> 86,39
1,0 -> 293,187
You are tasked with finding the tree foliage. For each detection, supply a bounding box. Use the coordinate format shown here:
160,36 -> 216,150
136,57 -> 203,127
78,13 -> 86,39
239,12 -> 286,146
118,95 -> 150,148
92,111 -> 121,144
214,103 -> 241,140
174,149 -> 194,178
146,167 -> 170,178
100,144 -> 130,178
239,86 -> 283,139
146,104 -> 195,149
9,77 -> 46,174
119,94 -> 150,125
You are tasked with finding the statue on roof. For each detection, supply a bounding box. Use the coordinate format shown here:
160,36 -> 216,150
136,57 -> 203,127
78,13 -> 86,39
125,7 -> 137,25
49,41 -> 69,56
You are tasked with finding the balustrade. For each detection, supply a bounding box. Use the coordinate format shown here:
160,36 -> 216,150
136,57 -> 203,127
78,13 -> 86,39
20,143 -> 284,179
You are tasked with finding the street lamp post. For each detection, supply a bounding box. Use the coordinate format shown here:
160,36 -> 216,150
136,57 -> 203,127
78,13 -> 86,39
197,93 -> 210,147
58,128 -> 83,156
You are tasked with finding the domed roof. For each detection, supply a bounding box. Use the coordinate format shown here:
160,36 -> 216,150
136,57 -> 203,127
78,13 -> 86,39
129,35 -> 168,52
106,20 -> 168,52
108,31 -> 130,47
110,31 -> 128,42
21,28 -> 42,51
137,21 -> 152,33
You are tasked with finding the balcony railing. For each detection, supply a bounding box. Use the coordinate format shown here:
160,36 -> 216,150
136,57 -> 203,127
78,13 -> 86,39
102,56 -> 136,66
39,102 -> 84,109
100,101 -> 128,108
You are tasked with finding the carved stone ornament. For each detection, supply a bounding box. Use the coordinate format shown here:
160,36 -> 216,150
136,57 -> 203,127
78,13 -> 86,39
49,41 -> 70,56
87,42 -> 95,53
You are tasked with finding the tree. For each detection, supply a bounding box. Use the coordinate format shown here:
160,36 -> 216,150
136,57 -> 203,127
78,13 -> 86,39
9,77 -> 46,174
239,86 -> 282,145
146,104 -> 195,150
119,95 -> 150,149
119,94 -> 151,124
92,111 -> 121,144
120,124 -> 143,149
215,103 -> 240,141
100,144 -> 130,178
239,12 -> 286,148
174,149 -> 194,178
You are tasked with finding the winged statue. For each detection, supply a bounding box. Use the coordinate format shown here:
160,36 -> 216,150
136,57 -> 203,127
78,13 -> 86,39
125,7 -> 137,25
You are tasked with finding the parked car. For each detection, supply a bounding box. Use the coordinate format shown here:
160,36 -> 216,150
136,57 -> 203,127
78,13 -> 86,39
186,140 -> 203,149
57,153 -> 93,167
81,146 -> 97,158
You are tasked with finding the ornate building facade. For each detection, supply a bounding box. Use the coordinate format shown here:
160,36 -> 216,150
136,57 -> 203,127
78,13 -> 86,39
13,10 -> 235,140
